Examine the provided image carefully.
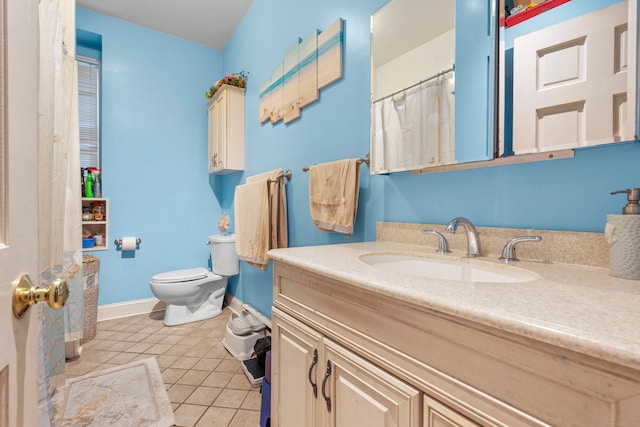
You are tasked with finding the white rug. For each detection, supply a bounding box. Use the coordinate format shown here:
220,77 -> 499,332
54,357 -> 175,427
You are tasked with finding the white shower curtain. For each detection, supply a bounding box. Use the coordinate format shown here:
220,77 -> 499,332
37,0 -> 83,424
371,72 -> 454,173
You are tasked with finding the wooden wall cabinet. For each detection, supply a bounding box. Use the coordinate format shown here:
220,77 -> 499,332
207,84 -> 244,174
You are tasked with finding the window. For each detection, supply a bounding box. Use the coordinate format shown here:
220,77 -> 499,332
77,56 -> 100,169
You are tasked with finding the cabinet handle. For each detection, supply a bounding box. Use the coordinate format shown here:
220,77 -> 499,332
321,360 -> 332,412
308,349 -> 319,398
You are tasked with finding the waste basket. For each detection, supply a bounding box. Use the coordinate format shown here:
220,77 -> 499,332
80,254 -> 100,344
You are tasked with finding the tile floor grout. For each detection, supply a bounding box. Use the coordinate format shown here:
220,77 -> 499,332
65,306 -> 262,427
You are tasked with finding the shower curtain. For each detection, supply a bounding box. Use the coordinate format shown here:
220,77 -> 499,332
36,0 -> 83,424
370,72 -> 454,173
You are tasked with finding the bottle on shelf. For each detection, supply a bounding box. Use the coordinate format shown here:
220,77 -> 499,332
94,170 -> 101,197
93,201 -> 104,221
85,169 -> 93,198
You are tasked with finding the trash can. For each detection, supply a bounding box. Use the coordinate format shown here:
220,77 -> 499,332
80,254 -> 100,345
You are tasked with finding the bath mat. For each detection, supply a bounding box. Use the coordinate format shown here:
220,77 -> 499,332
53,357 -> 175,426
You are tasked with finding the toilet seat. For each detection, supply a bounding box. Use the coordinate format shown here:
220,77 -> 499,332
151,267 -> 220,284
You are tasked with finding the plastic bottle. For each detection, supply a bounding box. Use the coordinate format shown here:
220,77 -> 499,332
85,170 -> 93,198
81,168 -> 85,196
94,170 -> 102,197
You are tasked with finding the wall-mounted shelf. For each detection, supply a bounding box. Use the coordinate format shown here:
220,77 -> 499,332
82,197 -> 108,251
501,0 -> 571,28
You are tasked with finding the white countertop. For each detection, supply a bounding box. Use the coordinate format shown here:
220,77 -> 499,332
269,241 -> 640,372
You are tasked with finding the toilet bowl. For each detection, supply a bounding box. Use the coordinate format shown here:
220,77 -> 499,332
150,234 -> 239,326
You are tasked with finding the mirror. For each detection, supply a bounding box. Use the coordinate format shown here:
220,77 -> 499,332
370,0 -> 499,174
499,0 -> 637,157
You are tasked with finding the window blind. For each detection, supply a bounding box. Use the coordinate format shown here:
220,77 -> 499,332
77,57 -> 100,169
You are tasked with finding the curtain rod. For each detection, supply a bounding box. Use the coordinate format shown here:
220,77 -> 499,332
372,66 -> 455,104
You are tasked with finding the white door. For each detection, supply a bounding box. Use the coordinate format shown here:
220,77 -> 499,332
0,0 -> 42,426
512,1 -> 635,154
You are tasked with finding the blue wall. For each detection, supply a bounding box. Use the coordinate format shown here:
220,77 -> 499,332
218,0 -> 388,316
76,9 -> 224,306
78,0 -> 640,318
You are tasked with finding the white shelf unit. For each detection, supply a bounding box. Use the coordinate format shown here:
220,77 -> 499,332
81,197 -> 108,251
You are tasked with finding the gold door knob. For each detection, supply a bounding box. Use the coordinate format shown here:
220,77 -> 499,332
12,274 -> 69,319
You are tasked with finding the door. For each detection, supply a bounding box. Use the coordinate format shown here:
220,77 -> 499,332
272,309 -> 323,427
0,0 -> 42,426
209,90 -> 227,173
323,338 -> 421,427
424,396 -> 481,427
512,1 -> 634,154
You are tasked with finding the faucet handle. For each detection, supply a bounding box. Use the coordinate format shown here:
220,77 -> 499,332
499,236 -> 542,262
422,229 -> 451,255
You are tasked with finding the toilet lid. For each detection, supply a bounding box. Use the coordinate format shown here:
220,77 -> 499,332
152,267 -> 211,283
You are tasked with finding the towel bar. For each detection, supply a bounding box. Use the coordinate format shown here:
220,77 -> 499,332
267,170 -> 292,182
302,153 -> 370,172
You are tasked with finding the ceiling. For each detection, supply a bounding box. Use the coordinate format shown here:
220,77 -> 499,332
76,0 -> 255,50
371,0 -> 454,67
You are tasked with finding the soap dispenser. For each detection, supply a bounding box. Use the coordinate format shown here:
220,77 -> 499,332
606,188 -> 640,280
611,188 -> 640,215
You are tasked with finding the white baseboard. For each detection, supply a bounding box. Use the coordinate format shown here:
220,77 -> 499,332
97,298 -> 166,322
98,294 -> 271,327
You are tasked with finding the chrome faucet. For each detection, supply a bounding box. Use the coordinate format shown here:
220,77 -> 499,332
422,229 -> 451,255
499,236 -> 542,262
446,217 -> 482,257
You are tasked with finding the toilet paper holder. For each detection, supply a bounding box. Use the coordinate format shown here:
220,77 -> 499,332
114,237 -> 142,248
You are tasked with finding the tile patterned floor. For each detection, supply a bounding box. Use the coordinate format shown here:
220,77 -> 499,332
65,306 -> 263,427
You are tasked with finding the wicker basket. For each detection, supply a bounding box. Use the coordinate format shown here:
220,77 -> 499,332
80,254 -> 100,345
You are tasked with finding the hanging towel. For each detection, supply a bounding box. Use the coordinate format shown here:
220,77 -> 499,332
247,169 -> 288,251
234,180 -> 270,270
235,169 -> 289,270
309,159 -> 360,236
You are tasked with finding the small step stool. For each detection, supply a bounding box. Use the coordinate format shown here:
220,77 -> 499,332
222,324 -> 265,360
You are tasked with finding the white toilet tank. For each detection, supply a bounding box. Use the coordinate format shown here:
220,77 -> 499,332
209,234 -> 240,276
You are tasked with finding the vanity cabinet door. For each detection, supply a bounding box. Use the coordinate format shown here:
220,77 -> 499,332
272,308 -> 422,427
424,395 -> 481,427
272,309 -> 323,427
322,338 -> 422,427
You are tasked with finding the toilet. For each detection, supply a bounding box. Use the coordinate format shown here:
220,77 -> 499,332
150,234 -> 239,326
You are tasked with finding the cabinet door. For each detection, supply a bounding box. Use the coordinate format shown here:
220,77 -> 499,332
207,101 -> 216,173
208,91 -> 228,173
424,395 -> 481,427
272,310 -> 323,427
322,338 -> 421,427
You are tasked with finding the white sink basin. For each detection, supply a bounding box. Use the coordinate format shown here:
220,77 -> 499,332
359,253 -> 538,283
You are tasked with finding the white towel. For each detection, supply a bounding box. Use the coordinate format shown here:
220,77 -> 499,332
234,180 -> 270,270
309,159 -> 360,236
234,169 -> 288,270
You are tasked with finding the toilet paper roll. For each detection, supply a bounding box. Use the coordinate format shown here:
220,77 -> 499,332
121,236 -> 138,251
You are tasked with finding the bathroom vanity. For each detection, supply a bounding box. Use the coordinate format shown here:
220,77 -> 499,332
269,240 -> 640,426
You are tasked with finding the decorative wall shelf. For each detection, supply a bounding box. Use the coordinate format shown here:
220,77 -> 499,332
501,0 -> 571,27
